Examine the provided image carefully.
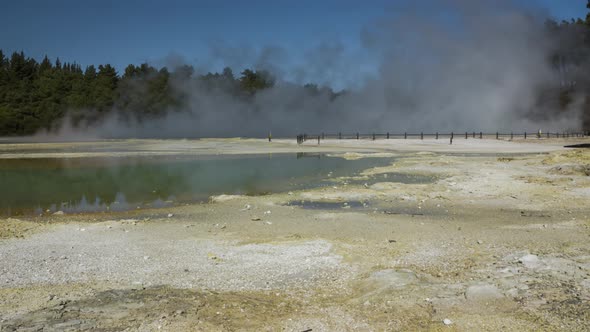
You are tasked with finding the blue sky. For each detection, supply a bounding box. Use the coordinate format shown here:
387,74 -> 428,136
0,0 -> 585,85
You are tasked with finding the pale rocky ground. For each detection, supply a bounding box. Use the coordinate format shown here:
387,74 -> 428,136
0,138 -> 589,331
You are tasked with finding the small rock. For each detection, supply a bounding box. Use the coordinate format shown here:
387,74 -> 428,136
388,239 -> 397,243
265,221 -> 273,225
519,254 -> 540,268
477,240 -> 483,245
264,210 -> 271,215
465,284 -> 504,301
241,204 -> 252,211
143,256 -> 150,260
167,213 -> 174,218
443,318 -> 452,325
251,217 -> 262,221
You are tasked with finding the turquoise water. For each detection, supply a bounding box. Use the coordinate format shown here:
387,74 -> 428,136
0,154 -> 394,216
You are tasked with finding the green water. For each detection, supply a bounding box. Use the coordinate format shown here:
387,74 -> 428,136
0,153 -> 394,216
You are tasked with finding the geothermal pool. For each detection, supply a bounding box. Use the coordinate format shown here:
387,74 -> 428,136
0,153 -> 397,216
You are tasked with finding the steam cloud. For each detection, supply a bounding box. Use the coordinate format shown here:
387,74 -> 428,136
43,0 -> 584,139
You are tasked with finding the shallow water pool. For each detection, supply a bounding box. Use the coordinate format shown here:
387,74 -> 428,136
0,153 -> 394,216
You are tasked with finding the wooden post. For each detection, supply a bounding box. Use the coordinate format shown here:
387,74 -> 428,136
436,132 -> 439,139
404,132 -> 407,139
524,132 -> 527,139
511,132 -> 513,140
356,133 -> 359,140
421,132 -> 424,140
465,132 -> 468,139
480,132 -> 482,139
317,136 -> 320,145
473,132 -> 475,138
387,132 -> 390,139
372,133 -> 376,140
450,132 -> 453,145
496,132 -> 499,140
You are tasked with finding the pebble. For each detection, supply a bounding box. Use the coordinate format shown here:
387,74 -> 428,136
167,213 -> 174,218
518,254 -> 540,268
443,318 -> 452,325
477,240 -> 483,244
465,284 -> 503,301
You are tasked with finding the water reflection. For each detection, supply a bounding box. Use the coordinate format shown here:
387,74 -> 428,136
0,154 -> 393,216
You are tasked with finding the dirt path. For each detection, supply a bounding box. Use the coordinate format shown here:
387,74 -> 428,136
0,139 -> 589,331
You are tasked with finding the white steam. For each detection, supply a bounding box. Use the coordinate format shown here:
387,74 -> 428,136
40,0 -> 583,139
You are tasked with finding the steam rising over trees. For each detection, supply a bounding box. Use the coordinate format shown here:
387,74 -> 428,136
0,52 -> 279,136
2,2 -> 590,136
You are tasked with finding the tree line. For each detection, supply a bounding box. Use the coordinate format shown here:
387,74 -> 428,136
0,50 -> 286,135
